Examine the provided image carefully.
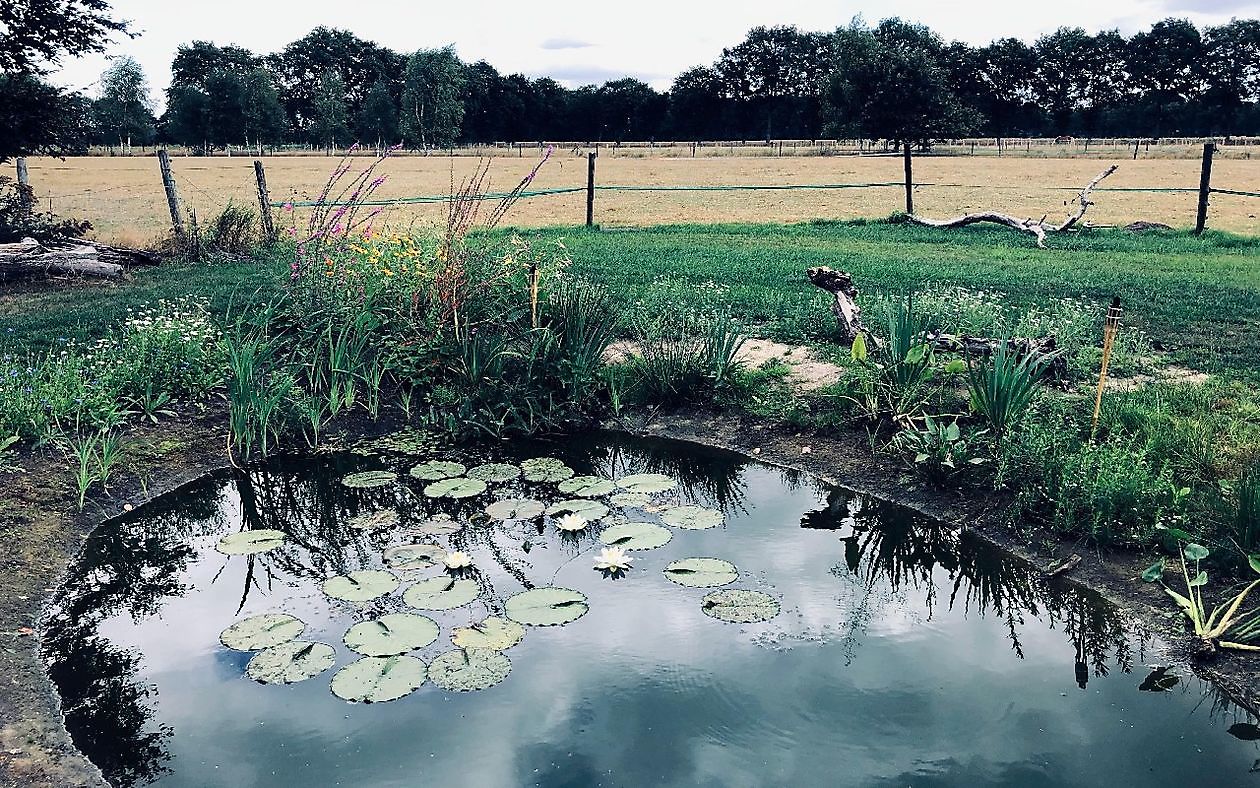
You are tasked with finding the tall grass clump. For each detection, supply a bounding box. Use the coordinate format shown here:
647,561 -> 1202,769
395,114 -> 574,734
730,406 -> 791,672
966,344 -> 1056,443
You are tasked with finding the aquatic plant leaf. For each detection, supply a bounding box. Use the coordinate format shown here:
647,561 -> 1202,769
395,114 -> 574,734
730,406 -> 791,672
424,477 -> 488,499
220,613 -> 305,651
428,648 -> 511,692
409,517 -> 464,537
348,510 -> 399,531
403,576 -> 479,610
409,460 -> 467,481
383,543 -> 447,571
1250,554 -> 1260,576
545,499 -> 610,520
664,558 -> 738,588
322,570 -> 400,602
1189,570 -> 1208,587
330,655 -> 428,703
245,640 -> 335,684
599,522 -> 672,550
661,505 -> 724,530
1184,543 -> 1210,561
615,473 -> 677,494
216,529 -> 286,556
343,613 -> 439,656
467,463 -> 522,482
609,491 -> 651,508
451,616 -> 525,650
341,470 -> 398,489
521,457 -> 574,483
557,476 -> 616,497
1227,723 -> 1260,741
485,498 -> 545,521
700,589 -> 781,623
1141,560 -> 1164,583
505,587 -> 589,626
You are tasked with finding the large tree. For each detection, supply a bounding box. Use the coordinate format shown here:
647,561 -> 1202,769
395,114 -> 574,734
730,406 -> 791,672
357,79 -> 398,147
400,47 -> 466,151
92,56 -> 155,148
311,69 -> 351,150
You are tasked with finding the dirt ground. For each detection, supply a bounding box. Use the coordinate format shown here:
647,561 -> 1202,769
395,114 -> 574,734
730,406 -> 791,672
24,153 -> 1260,246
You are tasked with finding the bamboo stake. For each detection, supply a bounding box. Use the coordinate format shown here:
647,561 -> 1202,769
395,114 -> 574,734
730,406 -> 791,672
1091,296 -> 1122,438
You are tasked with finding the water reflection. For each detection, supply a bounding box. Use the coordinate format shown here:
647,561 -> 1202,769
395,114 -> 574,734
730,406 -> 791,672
42,433 -> 1259,787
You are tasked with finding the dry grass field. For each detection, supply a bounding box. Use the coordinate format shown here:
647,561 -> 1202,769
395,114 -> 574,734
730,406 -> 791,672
23,152 -> 1260,245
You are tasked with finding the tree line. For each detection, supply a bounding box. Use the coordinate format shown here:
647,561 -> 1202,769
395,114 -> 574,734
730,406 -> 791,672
4,10 -> 1260,161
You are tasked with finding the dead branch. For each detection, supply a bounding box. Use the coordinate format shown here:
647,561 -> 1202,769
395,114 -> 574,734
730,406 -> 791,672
806,266 -> 871,344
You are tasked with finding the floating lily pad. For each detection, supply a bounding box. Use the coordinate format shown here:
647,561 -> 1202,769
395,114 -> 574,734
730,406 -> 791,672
700,589 -> 780,623
343,613 -> 439,656
428,648 -> 512,692
409,460 -> 467,481
616,473 -> 677,494
424,477 -> 487,499
348,510 -> 399,531
403,576 -> 479,610
220,613 -> 305,651
467,463 -> 521,482
341,470 -> 398,489
485,498 -> 545,521
216,529 -> 286,556
504,587 -> 589,627
451,616 -> 525,650
383,543 -> 447,571
521,457 -> 574,483
557,476 -> 616,497
409,517 -> 464,537
245,640 -> 335,684
545,499 -> 610,520
664,557 -> 739,588
662,505 -> 724,530
609,491 -> 651,508
322,570 -> 400,602
330,655 -> 428,703
599,522 -> 672,550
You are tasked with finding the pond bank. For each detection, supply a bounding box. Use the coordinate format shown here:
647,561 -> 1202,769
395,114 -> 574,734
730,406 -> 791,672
1,409 -> 1257,787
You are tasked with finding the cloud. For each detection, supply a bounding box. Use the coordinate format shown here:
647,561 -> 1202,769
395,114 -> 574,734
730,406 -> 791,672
540,37 -> 594,50
1158,0 -> 1257,13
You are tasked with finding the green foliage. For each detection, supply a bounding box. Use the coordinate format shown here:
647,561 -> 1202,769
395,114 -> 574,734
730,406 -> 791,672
891,414 -> 988,485
1234,464 -> 1260,556
401,47 -> 466,150
0,175 -> 91,243
1143,542 -> 1260,652
966,344 -> 1055,442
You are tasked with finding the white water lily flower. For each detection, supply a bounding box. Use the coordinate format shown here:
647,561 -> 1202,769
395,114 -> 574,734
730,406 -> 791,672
594,547 -> 633,574
556,513 -> 588,532
444,551 -> 473,570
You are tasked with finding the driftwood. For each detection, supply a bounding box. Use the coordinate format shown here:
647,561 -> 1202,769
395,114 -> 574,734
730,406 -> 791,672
0,237 -> 159,280
806,266 -> 870,343
906,165 -> 1119,248
926,330 -> 1067,377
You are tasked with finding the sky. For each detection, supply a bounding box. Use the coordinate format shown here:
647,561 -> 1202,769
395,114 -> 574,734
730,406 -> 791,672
49,0 -> 1260,104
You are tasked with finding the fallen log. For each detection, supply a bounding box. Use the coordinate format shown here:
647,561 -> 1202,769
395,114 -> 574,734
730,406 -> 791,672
926,330 -> 1067,377
906,165 -> 1119,248
0,237 -> 126,279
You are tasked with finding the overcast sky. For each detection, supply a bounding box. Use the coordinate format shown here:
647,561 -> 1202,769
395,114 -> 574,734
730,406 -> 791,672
50,0 -> 1260,102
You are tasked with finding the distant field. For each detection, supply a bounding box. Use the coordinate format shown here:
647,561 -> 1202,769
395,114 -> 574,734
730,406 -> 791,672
23,152 -> 1260,245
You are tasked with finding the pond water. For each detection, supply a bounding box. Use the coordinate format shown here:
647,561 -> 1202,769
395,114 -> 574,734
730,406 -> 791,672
43,433 -> 1260,787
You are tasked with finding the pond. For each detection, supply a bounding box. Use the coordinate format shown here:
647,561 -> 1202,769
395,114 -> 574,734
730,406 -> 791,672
43,432 -> 1260,787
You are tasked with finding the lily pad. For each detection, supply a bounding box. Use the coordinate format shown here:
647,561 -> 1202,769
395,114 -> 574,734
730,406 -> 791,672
521,457 -> 574,483
451,616 -> 525,650
216,529 -> 286,556
485,498 -> 545,521
322,570 -> 400,602
545,499 -> 610,520
383,543 -> 447,571
557,476 -> 616,497
616,473 -> 677,494
599,522 -> 673,550
700,589 -> 780,623
662,505 -> 724,530
609,491 -> 651,508
348,510 -> 399,531
330,655 -> 427,703
423,477 -> 487,499
220,613 -> 305,651
467,463 -> 522,482
409,517 -> 464,537
403,576 -> 479,610
664,557 -> 739,588
343,613 -> 439,656
341,470 -> 398,489
245,640 -> 335,684
409,460 -> 466,481
428,648 -> 512,692
504,587 -> 589,627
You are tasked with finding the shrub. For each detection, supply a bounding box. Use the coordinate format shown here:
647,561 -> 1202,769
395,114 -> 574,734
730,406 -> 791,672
966,343 -> 1055,443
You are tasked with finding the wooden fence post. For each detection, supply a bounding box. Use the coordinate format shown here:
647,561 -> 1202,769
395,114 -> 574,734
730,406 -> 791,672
253,160 -> 276,242
902,143 -> 914,215
157,149 -> 186,242
15,157 -> 32,215
586,151 -> 596,227
1194,142 -> 1215,235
